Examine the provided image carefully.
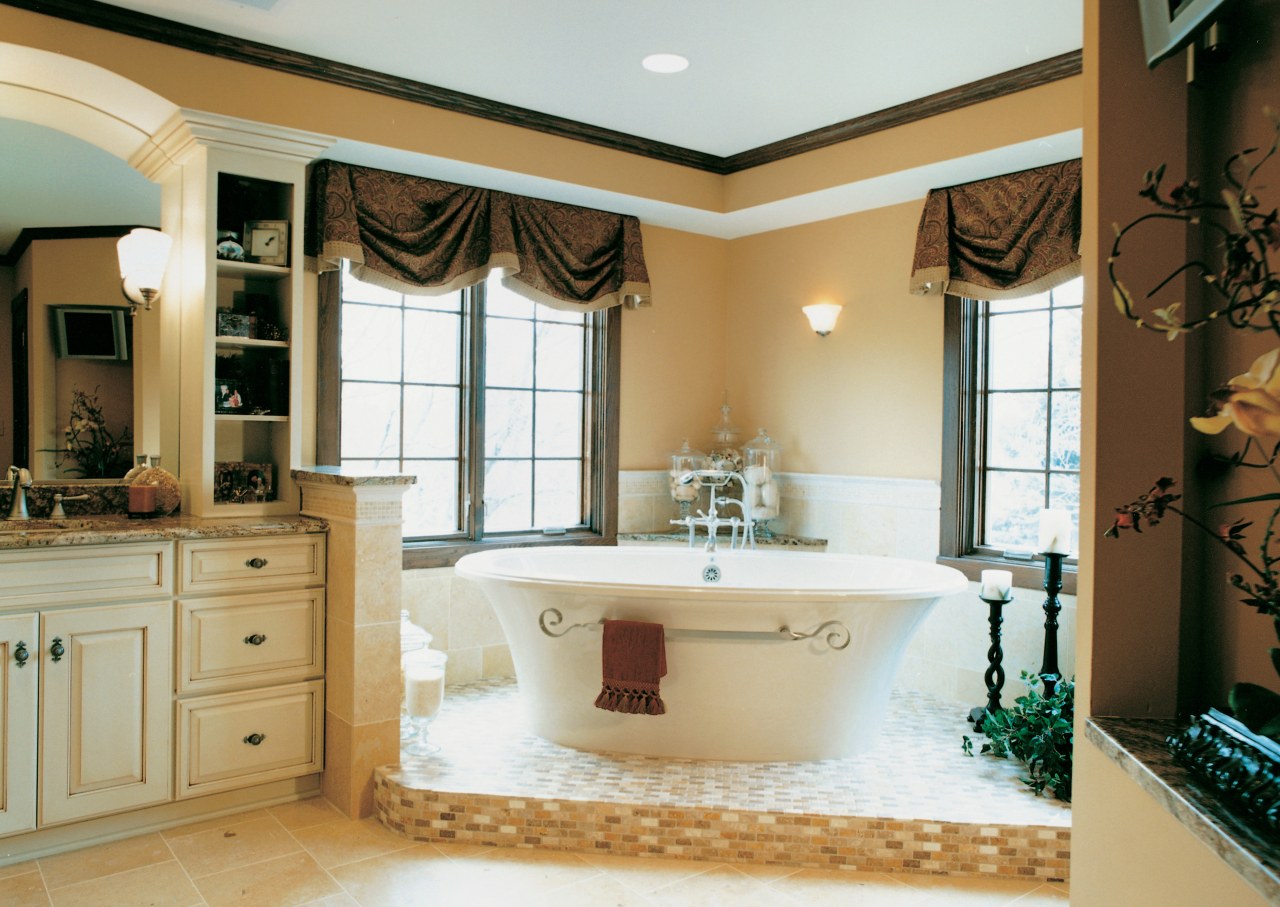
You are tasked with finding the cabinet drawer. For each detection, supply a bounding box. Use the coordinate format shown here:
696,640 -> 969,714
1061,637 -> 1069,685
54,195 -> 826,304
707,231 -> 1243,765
178,590 -> 324,694
0,542 -> 172,610
177,680 -> 323,798
179,535 -> 325,594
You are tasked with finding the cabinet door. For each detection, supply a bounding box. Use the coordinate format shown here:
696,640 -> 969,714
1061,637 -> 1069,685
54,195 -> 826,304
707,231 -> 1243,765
40,602 -> 172,826
0,613 -> 37,837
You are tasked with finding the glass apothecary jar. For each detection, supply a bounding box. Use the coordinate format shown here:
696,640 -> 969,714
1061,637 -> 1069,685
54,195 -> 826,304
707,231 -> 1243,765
743,428 -> 782,536
669,439 -> 704,517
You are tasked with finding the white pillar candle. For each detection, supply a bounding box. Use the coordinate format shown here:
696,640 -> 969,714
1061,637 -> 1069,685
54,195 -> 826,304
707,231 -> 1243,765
979,569 -> 1013,601
1038,508 -> 1073,554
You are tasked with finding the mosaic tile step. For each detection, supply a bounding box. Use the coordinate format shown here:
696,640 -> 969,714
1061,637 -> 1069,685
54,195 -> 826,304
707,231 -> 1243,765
376,679 -> 1071,881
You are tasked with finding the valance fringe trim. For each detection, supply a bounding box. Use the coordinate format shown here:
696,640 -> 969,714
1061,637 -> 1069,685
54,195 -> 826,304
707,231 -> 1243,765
911,259 -> 1082,301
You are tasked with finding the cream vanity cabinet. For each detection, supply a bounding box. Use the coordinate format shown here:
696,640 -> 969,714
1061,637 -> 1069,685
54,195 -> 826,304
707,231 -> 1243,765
0,542 -> 173,832
175,535 -> 326,798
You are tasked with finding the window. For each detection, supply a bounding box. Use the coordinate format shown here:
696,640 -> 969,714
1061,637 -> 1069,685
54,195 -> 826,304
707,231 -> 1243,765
939,276 -> 1082,590
322,262 -> 619,566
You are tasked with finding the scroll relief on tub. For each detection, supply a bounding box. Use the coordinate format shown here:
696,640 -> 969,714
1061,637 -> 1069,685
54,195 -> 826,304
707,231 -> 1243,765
455,546 -> 967,762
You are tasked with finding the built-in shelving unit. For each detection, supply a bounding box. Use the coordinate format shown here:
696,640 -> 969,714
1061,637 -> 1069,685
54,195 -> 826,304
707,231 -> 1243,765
164,117 -> 331,518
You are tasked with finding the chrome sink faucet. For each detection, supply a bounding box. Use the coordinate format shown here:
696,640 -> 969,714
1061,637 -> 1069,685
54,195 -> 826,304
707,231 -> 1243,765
6,466 -> 33,521
50,493 -> 90,520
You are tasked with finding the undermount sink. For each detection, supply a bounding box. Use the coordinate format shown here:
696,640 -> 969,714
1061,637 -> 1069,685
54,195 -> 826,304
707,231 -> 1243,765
0,517 -> 127,532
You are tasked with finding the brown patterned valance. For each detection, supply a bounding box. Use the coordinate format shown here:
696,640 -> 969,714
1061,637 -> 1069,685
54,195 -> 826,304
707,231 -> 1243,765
305,160 -> 650,310
909,160 -> 1081,300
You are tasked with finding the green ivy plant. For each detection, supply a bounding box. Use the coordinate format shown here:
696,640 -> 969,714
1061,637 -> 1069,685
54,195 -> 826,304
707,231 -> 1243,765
963,672 -> 1074,802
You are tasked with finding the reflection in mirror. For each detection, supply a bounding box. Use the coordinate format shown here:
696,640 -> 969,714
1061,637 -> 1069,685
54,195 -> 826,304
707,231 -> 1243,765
0,117 -> 161,480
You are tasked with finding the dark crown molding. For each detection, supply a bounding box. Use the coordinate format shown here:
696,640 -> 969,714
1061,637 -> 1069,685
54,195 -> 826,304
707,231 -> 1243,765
4,0 -> 1081,175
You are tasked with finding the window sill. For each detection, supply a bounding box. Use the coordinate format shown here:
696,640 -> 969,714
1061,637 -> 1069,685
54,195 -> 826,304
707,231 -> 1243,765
1085,717 -> 1280,902
403,531 -> 616,569
936,554 -> 1077,596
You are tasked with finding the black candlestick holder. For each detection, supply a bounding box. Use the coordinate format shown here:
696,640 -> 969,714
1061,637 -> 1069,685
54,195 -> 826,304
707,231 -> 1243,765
969,594 -> 1010,728
1039,551 -> 1066,697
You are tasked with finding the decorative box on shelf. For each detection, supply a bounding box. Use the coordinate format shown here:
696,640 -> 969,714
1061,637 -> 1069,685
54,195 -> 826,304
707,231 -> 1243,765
214,461 -> 275,504
216,311 -> 252,337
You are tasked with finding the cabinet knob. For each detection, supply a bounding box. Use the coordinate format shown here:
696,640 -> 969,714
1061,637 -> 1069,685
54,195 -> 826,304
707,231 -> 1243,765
243,733 -> 266,746
246,557 -> 269,569
14,640 -> 29,668
244,633 -> 268,646
49,637 -> 65,663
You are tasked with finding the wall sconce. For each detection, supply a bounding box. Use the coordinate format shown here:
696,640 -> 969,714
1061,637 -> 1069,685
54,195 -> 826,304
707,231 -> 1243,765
802,303 -> 843,337
117,228 -> 173,316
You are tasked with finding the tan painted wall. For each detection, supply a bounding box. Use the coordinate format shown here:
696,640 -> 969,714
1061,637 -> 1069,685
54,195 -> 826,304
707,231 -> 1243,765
620,226 -> 728,469
723,202 -> 944,479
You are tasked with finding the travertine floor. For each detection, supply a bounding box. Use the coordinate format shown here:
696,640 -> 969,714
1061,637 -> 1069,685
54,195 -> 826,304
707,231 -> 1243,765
0,801 -> 1069,906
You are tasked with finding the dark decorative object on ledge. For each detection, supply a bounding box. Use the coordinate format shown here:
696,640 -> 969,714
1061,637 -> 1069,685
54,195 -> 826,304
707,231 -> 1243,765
969,593 -> 1010,728
1167,709 -> 1280,835
1039,552 -> 1066,698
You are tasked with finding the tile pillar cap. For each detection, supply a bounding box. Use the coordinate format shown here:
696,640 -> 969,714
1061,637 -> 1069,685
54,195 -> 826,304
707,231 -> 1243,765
292,466 -> 417,488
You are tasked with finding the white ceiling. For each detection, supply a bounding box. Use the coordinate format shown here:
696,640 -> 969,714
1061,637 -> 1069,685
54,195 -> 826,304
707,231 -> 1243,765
94,0 -> 1082,157
1,1 -> 1083,253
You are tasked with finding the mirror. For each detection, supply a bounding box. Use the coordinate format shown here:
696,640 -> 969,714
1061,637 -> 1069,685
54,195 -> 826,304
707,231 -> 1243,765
0,116 -> 162,480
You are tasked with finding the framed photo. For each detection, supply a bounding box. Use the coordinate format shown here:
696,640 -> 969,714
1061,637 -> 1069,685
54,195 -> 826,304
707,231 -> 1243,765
214,461 -> 275,504
216,311 -> 252,337
1137,0 -> 1237,68
243,219 -> 289,266
215,379 -> 245,413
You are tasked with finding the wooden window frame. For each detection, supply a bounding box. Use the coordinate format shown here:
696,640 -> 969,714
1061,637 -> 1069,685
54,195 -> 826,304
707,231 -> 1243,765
938,293 -> 1077,595
317,271 -> 619,569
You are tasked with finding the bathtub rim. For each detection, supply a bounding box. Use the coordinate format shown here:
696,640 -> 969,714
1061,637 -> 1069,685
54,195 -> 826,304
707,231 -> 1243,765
454,545 -> 968,603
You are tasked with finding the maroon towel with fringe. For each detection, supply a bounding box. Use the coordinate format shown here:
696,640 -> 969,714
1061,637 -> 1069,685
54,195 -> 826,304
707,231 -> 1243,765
594,619 -> 667,715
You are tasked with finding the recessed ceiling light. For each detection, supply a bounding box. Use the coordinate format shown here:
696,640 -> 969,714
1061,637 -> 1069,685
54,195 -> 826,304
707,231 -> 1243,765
642,53 -> 689,74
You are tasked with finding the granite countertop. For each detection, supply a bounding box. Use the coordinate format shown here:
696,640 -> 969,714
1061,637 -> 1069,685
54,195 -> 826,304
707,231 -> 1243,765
618,531 -> 826,549
1086,717 -> 1280,902
0,514 -> 327,550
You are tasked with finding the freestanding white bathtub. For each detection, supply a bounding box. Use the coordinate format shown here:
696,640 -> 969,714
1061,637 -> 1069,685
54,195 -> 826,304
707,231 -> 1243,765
455,546 -> 967,761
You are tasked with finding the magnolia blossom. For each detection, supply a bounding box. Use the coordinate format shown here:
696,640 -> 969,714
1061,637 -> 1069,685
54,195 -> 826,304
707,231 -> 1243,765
1191,347 -> 1280,439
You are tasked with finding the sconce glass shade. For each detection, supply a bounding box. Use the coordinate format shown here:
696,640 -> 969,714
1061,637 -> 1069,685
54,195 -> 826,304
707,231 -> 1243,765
117,228 -> 173,312
802,303 -> 842,336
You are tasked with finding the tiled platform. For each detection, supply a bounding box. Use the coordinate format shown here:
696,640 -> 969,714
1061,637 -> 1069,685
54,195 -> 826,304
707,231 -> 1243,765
375,679 -> 1071,881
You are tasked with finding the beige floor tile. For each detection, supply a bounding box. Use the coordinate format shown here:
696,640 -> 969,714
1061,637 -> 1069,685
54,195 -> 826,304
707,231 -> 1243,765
38,832 -> 172,890
0,862 -> 40,882
524,873 -> 658,907
167,816 -> 301,879
267,798 -> 345,831
430,841 -> 499,860
1008,883 -> 1070,904
194,850 -> 342,906
770,868 -> 929,905
299,896 -> 359,907
648,864 -> 805,907
460,846 -> 603,889
46,861 -> 200,907
579,852 -> 717,894
901,874 -> 1047,906
161,808 -> 272,841
290,817 -> 417,870
325,845 -> 476,905
0,870 -> 49,907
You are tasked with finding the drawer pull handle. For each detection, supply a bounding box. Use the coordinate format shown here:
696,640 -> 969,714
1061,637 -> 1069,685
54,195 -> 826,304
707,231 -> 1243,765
246,557 -> 269,569
14,641 -> 29,668
244,633 -> 268,646
50,637 -> 65,663
244,733 -> 266,746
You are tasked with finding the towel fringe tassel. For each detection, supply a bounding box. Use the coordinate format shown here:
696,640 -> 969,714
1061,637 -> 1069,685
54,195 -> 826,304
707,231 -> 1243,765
595,684 -> 666,715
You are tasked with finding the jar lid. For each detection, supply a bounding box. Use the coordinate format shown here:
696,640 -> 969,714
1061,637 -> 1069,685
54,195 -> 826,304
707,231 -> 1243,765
400,611 -> 433,653
745,428 -> 780,452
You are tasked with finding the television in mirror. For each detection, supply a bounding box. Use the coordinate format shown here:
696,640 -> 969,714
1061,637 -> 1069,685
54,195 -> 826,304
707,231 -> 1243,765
52,306 -> 130,361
